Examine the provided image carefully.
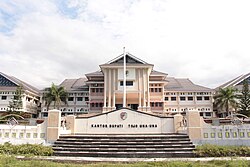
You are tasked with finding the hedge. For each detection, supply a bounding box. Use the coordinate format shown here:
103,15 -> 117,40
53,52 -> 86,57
195,144 -> 250,157
0,142 -> 53,156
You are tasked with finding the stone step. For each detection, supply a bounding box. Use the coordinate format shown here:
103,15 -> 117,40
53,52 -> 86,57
53,147 -> 195,152
53,134 -> 195,158
53,151 -> 195,158
59,134 -> 188,139
57,138 -> 190,143
54,140 -> 193,145
52,144 -> 195,149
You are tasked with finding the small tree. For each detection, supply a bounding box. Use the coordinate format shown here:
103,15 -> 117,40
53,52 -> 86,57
214,87 -> 238,117
43,83 -> 68,110
239,79 -> 250,116
7,85 -> 24,113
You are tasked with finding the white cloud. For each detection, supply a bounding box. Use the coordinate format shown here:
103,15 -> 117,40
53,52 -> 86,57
0,0 -> 250,89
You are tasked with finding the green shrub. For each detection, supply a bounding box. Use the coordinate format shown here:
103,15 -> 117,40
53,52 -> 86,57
195,144 -> 250,157
0,142 -> 53,156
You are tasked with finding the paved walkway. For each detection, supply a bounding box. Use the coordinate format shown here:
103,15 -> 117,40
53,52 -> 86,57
15,156 -> 250,163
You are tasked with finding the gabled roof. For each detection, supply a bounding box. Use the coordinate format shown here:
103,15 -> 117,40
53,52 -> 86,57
0,72 -> 40,94
59,78 -> 88,91
106,52 -> 148,65
85,71 -> 103,77
150,70 -> 168,77
216,73 -> 250,90
165,77 -> 213,92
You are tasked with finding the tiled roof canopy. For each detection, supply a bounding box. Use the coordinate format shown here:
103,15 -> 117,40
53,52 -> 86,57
0,72 -> 40,94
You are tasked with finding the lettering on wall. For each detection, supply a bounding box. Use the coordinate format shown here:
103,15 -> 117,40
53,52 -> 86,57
90,124 -> 158,128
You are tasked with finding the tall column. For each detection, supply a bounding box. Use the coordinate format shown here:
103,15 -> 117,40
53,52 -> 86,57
112,69 -> 116,108
108,69 -> 112,108
138,69 -> 142,108
143,69 -> 146,108
147,68 -> 150,108
103,69 -> 107,108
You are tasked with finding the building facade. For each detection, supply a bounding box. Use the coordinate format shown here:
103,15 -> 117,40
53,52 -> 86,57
0,72 -> 40,117
41,53 -> 214,117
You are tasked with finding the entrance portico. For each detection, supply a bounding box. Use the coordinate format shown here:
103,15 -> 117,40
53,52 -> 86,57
100,54 -> 153,113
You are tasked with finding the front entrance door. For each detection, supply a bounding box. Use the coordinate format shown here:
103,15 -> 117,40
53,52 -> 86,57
115,104 -> 123,110
130,104 -> 138,110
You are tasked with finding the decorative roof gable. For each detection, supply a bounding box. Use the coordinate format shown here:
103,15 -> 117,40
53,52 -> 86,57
0,73 -> 18,87
106,53 -> 148,64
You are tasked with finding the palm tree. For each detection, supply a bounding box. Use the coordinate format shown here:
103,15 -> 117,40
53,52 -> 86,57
214,87 -> 238,117
43,83 -> 68,110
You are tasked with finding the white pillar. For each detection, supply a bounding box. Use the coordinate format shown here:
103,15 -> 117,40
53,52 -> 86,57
138,69 -> 141,107
112,69 -> 116,108
143,69 -> 146,107
147,69 -> 150,108
108,69 -> 112,108
103,69 -> 107,108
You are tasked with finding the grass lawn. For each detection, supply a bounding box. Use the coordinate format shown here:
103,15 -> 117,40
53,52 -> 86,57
0,156 -> 250,167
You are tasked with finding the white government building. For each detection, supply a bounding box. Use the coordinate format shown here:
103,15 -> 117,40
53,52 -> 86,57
41,53 -> 214,117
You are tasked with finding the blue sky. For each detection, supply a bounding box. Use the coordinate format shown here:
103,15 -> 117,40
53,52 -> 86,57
0,0 -> 250,89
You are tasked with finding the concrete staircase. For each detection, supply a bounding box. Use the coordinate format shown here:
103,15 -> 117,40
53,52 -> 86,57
52,134 -> 195,158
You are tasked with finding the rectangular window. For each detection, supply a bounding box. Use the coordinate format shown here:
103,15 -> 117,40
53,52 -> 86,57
180,97 -> 186,101
150,88 -> 154,92
159,103 -> 163,107
197,96 -> 202,101
165,97 -> 169,101
158,88 -> 162,92
77,97 -> 83,101
205,112 -> 211,117
85,97 -> 89,101
171,97 -> 176,101
204,96 -> 210,100
120,81 -> 133,86
1,96 -> 7,100
68,97 -> 74,101
188,97 -> 193,101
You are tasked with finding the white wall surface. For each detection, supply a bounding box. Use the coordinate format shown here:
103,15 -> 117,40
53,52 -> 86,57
74,108 -> 174,134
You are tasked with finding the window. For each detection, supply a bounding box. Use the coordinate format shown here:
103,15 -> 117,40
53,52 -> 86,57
1,96 -> 7,100
77,97 -> 83,101
165,97 -> 169,101
171,97 -> 176,101
85,97 -> 89,101
205,112 -> 211,117
68,97 -> 74,101
204,96 -> 210,100
197,96 -> 202,101
188,97 -> 193,101
120,81 -> 133,86
180,97 -> 186,101
150,88 -> 154,92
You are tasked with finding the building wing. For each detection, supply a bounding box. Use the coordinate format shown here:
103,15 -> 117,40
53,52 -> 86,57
0,72 -> 40,94
165,77 -> 213,92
